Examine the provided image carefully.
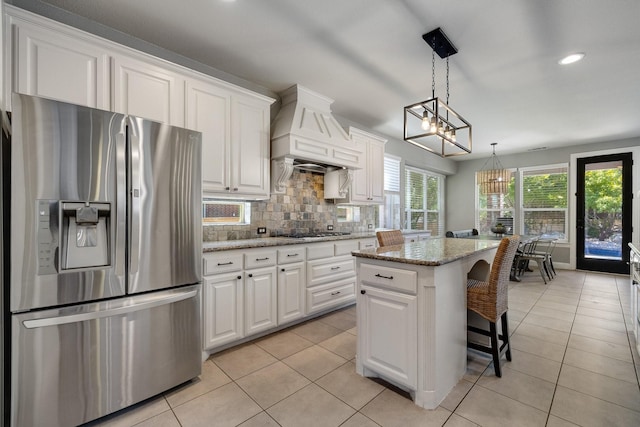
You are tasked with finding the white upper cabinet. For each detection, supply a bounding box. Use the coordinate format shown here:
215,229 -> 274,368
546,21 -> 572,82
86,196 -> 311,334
5,5 -> 274,201
112,54 -> 185,126
349,128 -> 386,204
7,12 -> 110,110
186,79 -> 232,194
186,77 -> 272,199
230,96 -> 271,197
325,127 -> 386,203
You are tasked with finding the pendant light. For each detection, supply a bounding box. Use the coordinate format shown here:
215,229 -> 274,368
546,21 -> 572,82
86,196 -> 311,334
478,143 -> 510,195
404,28 -> 472,158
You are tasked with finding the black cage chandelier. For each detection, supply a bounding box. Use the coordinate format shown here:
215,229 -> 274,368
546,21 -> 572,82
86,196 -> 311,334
404,28 -> 472,157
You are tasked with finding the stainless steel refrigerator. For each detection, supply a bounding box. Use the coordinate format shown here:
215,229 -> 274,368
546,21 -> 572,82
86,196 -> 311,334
1,94 -> 203,427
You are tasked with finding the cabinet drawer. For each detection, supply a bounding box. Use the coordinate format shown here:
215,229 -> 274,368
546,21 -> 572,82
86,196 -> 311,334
244,249 -> 277,269
277,246 -> 305,264
203,252 -> 243,275
307,243 -> 334,260
335,240 -> 359,256
307,255 -> 355,287
358,239 -> 377,250
306,278 -> 356,315
359,263 -> 417,294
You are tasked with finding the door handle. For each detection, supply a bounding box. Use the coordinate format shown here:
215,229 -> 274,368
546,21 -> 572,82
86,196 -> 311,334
23,288 -> 197,329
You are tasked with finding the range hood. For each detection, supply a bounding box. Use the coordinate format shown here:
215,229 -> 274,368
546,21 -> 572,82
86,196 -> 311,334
271,85 -> 363,193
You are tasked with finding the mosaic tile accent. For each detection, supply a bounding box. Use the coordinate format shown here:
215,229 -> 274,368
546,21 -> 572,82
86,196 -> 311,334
204,170 -> 379,242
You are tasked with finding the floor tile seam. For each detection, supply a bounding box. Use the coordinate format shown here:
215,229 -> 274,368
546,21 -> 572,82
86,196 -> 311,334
509,329 -> 569,348
342,412 -> 381,427
233,370 -> 311,413
560,358 -> 639,385
565,342 -> 635,364
471,382 -> 550,415
517,320 -> 572,335
553,384 -> 640,417
219,358 -> 281,382
542,273 -> 585,427
555,368 -> 640,412
312,371 -> 386,413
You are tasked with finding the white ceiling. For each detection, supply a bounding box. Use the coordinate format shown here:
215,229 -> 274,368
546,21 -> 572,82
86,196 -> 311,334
37,0 -> 640,159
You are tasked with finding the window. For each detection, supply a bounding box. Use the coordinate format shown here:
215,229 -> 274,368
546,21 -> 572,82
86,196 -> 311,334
520,164 -> 568,240
405,166 -> 444,236
203,200 -> 251,224
475,164 -> 568,240
381,155 -> 401,229
476,171 -> 515,234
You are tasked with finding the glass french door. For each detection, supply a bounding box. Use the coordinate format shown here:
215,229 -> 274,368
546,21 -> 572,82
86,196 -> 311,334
576,153 -> 632,274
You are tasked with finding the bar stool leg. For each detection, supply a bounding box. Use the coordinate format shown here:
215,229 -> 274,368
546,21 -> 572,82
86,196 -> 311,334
489,321 -> 502,377
501,312 -> 511,361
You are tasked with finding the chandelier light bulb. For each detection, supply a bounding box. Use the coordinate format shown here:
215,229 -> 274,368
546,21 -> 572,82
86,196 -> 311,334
451,129 -> 457,142
421,111 -> 430,130
430,117 -> 437,132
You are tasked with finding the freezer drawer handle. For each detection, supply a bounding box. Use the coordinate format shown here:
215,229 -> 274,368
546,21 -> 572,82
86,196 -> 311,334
375,273 -> 394,280
22,289 -> 198,329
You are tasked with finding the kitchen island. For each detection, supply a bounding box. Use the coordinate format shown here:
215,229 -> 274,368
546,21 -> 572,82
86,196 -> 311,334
351,238 -> 501,409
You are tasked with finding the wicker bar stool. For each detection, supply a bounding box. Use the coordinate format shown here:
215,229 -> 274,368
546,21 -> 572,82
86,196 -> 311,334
376,230 -> 405,247
467,235 -> 520,377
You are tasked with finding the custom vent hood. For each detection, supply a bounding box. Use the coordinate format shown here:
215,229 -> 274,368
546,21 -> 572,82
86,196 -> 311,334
271,85 -> 363,193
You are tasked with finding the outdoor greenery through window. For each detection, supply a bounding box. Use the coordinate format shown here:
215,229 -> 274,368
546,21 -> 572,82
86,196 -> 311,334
521,165 -> 568,239
476,171 -> 515,234
405,166 -> 444,236
381,155 -> 401,229
203,200 -> 251,224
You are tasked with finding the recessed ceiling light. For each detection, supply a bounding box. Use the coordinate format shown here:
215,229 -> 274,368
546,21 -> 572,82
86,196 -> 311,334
559,53 -> 585,65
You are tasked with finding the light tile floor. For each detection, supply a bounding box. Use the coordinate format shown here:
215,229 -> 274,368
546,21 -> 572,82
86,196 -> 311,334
86,270 -> 640,427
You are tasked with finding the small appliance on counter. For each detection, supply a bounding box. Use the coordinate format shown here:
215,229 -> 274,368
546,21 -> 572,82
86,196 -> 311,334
1,94 -> 203,427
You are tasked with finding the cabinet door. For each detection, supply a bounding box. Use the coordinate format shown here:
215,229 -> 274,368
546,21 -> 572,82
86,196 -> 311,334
350,165 -> 370,202
359,285 -> 417,389
112,55 -> 184,126
203,273 -> 244,349
245,266 -> 277,336
186,80 -> 231,193
278,262 -> 305,324
368,140 -> 385,203
12,17 -> 110,109
230,96 -> 270,197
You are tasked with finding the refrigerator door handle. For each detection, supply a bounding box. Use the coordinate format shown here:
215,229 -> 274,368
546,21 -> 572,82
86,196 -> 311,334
115,119 -> 127,278
128,116 -> 141,275
22,288 -> 198,329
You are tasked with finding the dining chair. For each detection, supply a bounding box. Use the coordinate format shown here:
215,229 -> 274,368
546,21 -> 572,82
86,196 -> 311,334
467,235 -> 520,377
516,237 -> 554,283
376,230 -> 405,247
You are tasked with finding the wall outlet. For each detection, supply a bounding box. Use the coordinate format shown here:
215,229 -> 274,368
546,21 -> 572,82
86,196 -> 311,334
368,224 -> 373,229
327,225 -> 334,230
257,227 -> 267,234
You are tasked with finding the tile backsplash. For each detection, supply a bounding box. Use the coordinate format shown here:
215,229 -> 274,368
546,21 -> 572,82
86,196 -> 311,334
203,170 -> 378,242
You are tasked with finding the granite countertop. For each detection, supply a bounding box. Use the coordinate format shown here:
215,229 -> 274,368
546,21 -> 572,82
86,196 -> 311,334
351,237 -> 501,266
203,232 -> 377,252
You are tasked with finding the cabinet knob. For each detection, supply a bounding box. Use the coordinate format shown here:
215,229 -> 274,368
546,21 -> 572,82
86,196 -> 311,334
248,273 -> 253,278
281,268 -> 285,272
225,186 -> 230,190
233,188 -> 238,191
360,290 -> 366,294
237,275 -> 242,280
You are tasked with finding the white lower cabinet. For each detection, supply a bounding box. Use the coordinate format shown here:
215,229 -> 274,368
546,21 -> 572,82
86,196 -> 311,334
203,272 -> 244,349
277,262 -> 305,325
358,284 -> 417,390
203,239 -> 369,352
244,266 -> 277,336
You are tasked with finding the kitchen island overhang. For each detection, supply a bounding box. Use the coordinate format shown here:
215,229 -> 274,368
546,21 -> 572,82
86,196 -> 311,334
351,238 -> 502,410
